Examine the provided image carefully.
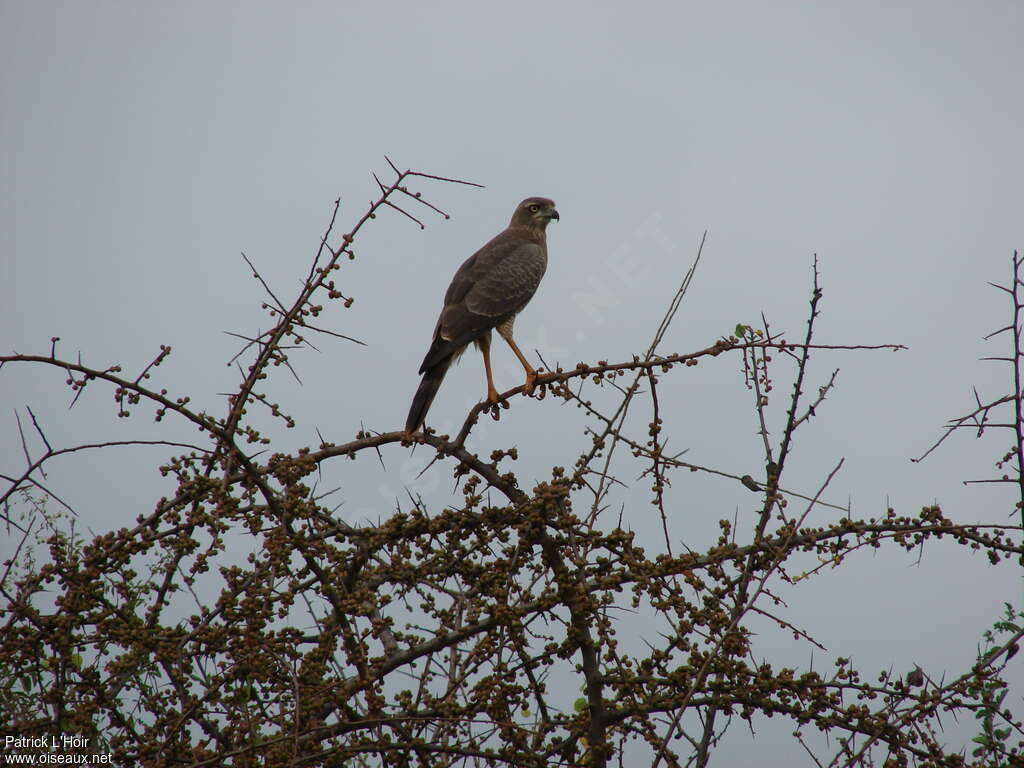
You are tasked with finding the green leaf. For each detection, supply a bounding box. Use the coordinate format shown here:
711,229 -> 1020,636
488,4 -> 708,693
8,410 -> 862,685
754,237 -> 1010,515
734,324 -> 749,338
574,697 -> 588,713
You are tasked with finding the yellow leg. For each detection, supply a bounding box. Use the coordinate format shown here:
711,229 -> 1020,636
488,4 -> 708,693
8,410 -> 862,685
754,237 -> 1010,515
502,335 -> 538,394
479,333 -> 500,404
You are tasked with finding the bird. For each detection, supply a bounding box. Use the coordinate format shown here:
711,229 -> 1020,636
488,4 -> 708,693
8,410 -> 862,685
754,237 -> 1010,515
405,197 -> 559,434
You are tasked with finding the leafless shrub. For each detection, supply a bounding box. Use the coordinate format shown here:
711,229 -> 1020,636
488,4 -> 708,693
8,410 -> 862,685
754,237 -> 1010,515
1,165 -> 1020,767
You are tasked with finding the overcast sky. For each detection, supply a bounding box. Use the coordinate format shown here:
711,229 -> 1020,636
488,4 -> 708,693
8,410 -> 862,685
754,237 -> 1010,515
2,1 -> 1022,762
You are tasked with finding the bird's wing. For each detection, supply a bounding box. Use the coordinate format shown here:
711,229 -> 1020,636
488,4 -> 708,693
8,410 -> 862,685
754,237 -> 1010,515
463,239 -> 546,318
418,236 -> 546,373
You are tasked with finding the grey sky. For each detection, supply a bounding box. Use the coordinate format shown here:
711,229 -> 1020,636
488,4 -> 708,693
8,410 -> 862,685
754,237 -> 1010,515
2,1 -> 1022,761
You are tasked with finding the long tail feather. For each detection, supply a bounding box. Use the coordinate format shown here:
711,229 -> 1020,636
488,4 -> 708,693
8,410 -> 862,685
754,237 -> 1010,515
405,356 -> 452,434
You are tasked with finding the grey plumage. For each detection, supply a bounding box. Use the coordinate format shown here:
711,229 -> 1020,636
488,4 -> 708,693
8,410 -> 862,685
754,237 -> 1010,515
405,197 -> 559,434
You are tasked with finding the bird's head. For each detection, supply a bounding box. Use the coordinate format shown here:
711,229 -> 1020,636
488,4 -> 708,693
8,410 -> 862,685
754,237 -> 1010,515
511,197 -> 559,229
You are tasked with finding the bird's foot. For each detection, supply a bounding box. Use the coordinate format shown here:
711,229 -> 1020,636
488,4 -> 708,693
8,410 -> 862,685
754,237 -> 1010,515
523,370 -> 538,396
486,385 -> 501,406
485,389 -> 509,421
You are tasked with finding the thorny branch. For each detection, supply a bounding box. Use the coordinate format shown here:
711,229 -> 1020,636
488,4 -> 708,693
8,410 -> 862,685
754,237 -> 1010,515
1,168 -> 1020,768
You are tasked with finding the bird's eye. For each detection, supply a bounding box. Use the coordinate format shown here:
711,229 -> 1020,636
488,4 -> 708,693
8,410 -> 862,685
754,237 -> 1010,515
529,205 -> 539,212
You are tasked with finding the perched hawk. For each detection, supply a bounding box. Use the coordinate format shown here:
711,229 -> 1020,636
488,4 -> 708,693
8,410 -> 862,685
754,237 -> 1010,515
405,197 -> 559,434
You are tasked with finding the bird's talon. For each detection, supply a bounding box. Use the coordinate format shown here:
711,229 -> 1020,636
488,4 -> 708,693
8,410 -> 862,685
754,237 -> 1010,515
501,399 -> 510,410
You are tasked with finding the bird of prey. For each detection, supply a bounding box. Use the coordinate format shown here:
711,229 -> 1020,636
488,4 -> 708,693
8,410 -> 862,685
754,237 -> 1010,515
405,197 -> 559,434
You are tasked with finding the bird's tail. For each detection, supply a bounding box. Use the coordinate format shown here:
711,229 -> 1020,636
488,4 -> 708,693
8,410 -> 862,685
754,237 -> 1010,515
405,356 -> 452,434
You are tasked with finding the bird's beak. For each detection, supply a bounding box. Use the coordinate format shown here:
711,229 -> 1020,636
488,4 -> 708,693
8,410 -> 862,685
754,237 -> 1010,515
550,209 -> 560,221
